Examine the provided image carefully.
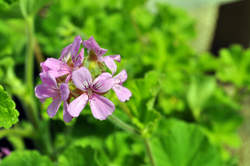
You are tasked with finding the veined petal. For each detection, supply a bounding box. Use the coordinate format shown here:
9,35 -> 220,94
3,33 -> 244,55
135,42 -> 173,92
60,83 -> 70,101
72,67 -> 92,90
110,55 -> 121,62
103,56 -> 117,74
113,84 -> 132,102
92,72 -> 114,93
72,48 -> 84,67
114,70 -> 127,84
40,72 -> 57,88
63,102 -> 73,123
41,58 -> 71,78
83,36 -> 107,57
35,84 -> 58,100
68,94 -> 89,117
60,44 -> 72,62
47,97 -> 61,118
89,94 -> 115,120
71,35 -> 82,58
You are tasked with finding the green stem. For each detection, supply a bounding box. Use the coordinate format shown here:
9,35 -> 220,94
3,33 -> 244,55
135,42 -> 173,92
24,16 -> 39,129
23,15 -> 53,156
109,115 -> 140,135
144,137 -> 155,166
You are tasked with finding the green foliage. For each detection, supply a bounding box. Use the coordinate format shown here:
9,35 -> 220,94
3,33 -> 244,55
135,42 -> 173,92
187,75 -> 216,119
217,45 -> 250,88
0,85 -> 19,128
58,146 -> 98,166
0,150 -> 54,166
150,119 -> 223,166
0,0 -> 248,165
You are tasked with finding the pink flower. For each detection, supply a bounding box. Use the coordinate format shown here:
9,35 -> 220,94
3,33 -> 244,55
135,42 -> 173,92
41,36 -> 84,81
112,70 -> 132,102
35,73 -> 72,122
83,36 -> 120,74
68,67 -> 115,120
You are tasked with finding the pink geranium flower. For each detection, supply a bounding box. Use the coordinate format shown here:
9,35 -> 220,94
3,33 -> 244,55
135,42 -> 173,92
41,36 -> 84,81
112,70 -> 132,102
35,73 -> 72,122
83,36 -> 120,74
68,67 -> 115,120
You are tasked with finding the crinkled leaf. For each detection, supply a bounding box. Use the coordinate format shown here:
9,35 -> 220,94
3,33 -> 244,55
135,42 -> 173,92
0,150 -> 54,166
0,85 -> 19,128
187,76 -> 216,119
150,119 -> 223,166
58,146 -> 98,166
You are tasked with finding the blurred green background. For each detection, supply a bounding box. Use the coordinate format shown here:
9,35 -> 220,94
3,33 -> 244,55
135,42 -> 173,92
0,0 -> 250,165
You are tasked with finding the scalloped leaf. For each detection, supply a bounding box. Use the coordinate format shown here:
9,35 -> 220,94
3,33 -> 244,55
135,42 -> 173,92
0,85 -> 19,128
0,150 -> 54,166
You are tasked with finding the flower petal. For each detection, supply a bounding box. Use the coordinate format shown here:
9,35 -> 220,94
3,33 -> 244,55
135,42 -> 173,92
92,72 -> 114,93
47,97 -> 61,118
60,83 -> 70,101
63,102 -> 73,123
71,35 -> 82,57
72,48 -> 84,67
41,58 -> 71,78
114,70 -> 127,84
35,84 -> 58,100
60,44 -> 72,62
40,72 -> 57,88
113,84 -> 132,102
72,67 -> 92,90
68,94 -> 89,117
89,94 -> 115,120
102,56 -> 117,74
110,55 -> 121,62
83,36 -> 107,57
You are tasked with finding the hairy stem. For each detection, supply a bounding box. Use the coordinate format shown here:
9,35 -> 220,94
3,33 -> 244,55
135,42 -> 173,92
109,115 -> 140,135
144,137 -> 155,166
24,16 -> 39,129
24,16 -> 53,156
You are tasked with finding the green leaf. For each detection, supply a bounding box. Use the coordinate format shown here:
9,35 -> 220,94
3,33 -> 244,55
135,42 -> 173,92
0,85 -> 19,128
58,146 -> 98,166
0,150 -> 54,166
149,119 -> 223,166
187,76 -> 216,119
148,0 -> 240,9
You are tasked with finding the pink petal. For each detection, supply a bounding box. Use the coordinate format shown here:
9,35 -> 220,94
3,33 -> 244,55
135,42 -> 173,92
35,84 -> 58,100
83,36 -> 107,57
89,94 -> 115,120
40,72 -> 57,88
60,44 -> 72,62
72,67 -> 92,90
71,35 -> 82,58
40,58 -> 71,78
68,94 -> 89,117
47,97 -> 62,118
63,102 -> 73,123
110,55 -> 121,62
114,70 -> 127,84
102,56 -> 117,74
92,72 -> 114,93
113,84 -> 132,102
1,148 -> 10,156
72,48 -> 84,67
60,83 -> 70,101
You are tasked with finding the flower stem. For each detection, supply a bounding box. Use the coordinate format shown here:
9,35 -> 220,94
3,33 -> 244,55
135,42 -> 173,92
24,16 -> 39,129
109,115 -> 140,135
24,15 -> 53,156
144,137 -> 155,166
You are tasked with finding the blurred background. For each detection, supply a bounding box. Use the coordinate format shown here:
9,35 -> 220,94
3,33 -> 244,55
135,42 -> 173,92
0,0 -> 250,165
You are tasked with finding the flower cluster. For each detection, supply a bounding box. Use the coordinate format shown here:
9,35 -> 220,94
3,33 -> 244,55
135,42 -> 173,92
35,36 -> 132,122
